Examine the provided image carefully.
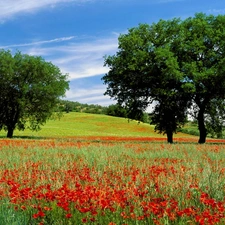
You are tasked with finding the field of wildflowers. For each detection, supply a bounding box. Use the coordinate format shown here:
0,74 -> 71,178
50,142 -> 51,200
0,137 -> 224,225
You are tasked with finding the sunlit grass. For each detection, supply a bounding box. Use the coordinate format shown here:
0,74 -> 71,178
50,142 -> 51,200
0,112 -> 195,139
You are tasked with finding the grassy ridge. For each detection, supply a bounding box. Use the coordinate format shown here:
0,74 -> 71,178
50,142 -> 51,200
0,112 -> 195,139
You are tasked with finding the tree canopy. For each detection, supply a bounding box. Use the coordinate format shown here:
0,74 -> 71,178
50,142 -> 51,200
0,50 -> 69,138
177,13 -> 225,143
102,13 -> 225,143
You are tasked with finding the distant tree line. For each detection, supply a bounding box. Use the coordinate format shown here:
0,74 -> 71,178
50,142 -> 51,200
59,100 -> 107,114
59,100 -> 151,124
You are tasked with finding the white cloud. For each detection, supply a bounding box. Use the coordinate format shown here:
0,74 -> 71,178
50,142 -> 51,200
67,87 -> 105,98
0,36 -> 76,49
0,0 -> 95,21
65,86 -> 115,105
208,8 -> 225,15
4,33 -> 119,105
62,38 -> 118,79
0,34 -> 118,79
0,11 -> 119,104
67,67 -> 109,80
18,35 -> 119,79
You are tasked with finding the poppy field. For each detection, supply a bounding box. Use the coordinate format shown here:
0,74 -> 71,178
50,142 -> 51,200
0,137 -> 224,225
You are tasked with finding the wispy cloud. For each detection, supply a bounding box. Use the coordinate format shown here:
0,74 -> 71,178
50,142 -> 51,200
0,33 -> 118,80
54,38 -> 118,79
18,35 -> 119,79
208,8 -> 225,15
2,33 -> 118,105
0,0 -> 120,105
0,0 -> 93,21
0,0 -> 186,23
0,33 -> 118,105
0,36 -> 76,48
65,85 -> 115,106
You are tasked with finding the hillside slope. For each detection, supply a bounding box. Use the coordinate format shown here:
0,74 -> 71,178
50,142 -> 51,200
0,112 -> 195,139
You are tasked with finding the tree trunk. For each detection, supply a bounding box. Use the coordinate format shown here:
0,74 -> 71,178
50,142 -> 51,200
6,104 -> 19,138
7,127 -> 14,138
198,108 -> 207,144
166,130 -> 173,143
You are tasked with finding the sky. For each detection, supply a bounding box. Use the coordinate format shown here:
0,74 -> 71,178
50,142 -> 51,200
0,0 -> 225,107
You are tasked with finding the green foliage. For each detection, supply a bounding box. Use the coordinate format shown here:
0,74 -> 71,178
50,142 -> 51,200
59,100 -> 107,114
151,98 -> 189,135
0,50 -> 69,138
103,20 -> 190,143
179,122 -> 200,137
105,104 -> 151,124
105,104 -> 127,118
103,13 -> 225,143
58,100 -> 152,125
177,13 -> 225,143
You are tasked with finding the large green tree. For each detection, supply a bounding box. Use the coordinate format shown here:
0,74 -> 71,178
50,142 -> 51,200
103,13 -> 225,143
178,13 -> 225,143
103,21 -> 190,143
0,50 -> 69,138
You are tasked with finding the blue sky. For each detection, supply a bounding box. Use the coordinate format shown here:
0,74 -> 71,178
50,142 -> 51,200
0,0 -> 225,106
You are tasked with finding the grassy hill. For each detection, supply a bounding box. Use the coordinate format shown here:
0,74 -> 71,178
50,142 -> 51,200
0,112 -> 195,139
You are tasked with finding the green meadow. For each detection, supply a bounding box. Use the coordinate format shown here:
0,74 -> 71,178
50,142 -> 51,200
0,112 -> 193,139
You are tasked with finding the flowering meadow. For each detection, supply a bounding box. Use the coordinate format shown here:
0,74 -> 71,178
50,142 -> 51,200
0,137 -> 224,225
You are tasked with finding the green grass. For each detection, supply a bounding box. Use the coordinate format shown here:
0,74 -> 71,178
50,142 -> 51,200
179,121 -> 199,136
0,112 -> 194,139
